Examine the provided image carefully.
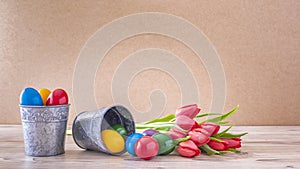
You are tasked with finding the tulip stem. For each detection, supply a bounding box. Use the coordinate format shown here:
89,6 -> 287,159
210,137 -> 224,142
135,123 -> 175,133
218,148 -> 241,154
199,144 -> 220,156
174,136 -> 191,145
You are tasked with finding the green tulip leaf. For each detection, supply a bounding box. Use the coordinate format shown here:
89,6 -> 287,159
214,126 -> 233,137
195,113 -> 222,118
204,105 -> 239,124
218,132 -> 248,138
217,121 -> 230,125
144,114 -> 175,124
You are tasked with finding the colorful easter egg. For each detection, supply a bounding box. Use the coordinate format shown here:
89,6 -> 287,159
152,133 -> 175,155
101,129 -> 125,154
46,89 -> 68,105
111,124 -> 127,136
143,129 -> 158,136
134,136 -> 159,160
39,88 -> 51,105
126,133 -> 143,155
20,87 -> 43,106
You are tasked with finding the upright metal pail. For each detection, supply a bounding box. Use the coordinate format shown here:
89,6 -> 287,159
20,104 -> 70,156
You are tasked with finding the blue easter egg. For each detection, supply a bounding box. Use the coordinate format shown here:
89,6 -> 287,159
126,133 -> 143,155
20,87 -> 43,106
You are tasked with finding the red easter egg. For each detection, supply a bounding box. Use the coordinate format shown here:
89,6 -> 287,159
46,89 -> 68,105
134,136 -> 159,160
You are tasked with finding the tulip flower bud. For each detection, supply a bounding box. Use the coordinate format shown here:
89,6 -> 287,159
220,138 -> 241,149
168,128 -> 187,140
177,140 -> 200,158
192,128 -> 210,136
188,130 -> 210,147
207,140 -> 229,151
175,104 -> 201,119
200,122 -> 220,136
176,115 -> 199,131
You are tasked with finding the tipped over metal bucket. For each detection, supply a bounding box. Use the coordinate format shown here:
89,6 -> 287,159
72,105 -> 135,155
20,104 -> 70,157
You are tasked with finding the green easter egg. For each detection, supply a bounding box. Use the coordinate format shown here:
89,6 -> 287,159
152,133 -> 175,155
112,124 -> 127,136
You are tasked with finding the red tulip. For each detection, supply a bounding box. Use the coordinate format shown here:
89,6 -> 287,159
188,129 -> 210,147
177,140 -> 200,158
176,115 -> 200,131
220,137 -> 241,149
207,140 -> 229,151
200,122 -> 220,136
168,128 -> 187,140
176,104 -> 200,119
208,137 -> 242,151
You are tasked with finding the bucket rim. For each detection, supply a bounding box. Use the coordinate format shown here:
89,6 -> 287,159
71,111 -> 87,150
19,104 -> 70,108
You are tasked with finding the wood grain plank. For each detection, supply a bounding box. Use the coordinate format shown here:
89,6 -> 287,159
0,125 -> 299,169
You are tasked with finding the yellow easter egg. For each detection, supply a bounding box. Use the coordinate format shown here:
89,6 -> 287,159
39,88 -> 51,105
101,129 -> 125,153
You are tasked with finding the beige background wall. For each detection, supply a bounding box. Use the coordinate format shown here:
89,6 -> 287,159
0,0 -> 299,125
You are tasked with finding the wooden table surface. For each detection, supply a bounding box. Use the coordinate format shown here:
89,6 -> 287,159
0,125 -> 299,169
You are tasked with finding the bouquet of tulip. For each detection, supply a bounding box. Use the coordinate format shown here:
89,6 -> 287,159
135,104 -> 247,158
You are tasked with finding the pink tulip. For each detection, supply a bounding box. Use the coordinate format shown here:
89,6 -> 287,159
192,127 -> 210,136
188,129 -> 210,147
200,122 -> 220,136
176,115 -> 199,131
168,127 -> 188,140
177,140 -> 200,158
207,140 -> 229,151
220,137 -> 241,149
208,137 -> 242,151
175,104 -> 200,119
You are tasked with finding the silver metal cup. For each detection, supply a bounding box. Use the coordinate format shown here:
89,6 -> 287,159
20,104 -> 70,157
72,105 -> 135,155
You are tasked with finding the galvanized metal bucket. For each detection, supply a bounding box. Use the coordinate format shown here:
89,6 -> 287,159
20,104 -> 70,157
72,105 -> 135,155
